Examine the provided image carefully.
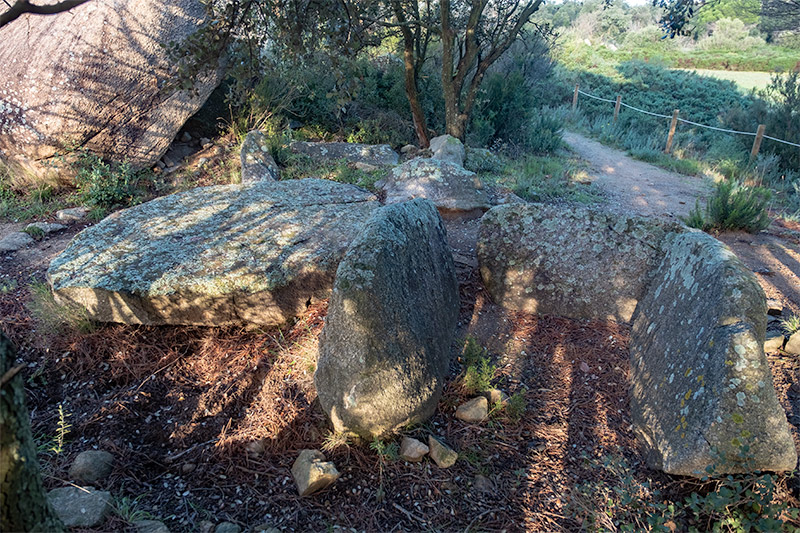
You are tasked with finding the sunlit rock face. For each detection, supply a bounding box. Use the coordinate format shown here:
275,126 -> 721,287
0,0 -> 223,178
315,199 -> 459,439
477,204 -> 797,476
376,158 -> 490,218
477,204 -> 682,323
630,231 -> 796,476
47,179 -> 379,326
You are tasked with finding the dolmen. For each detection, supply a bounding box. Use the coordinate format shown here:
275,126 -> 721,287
478,203 -> 797,476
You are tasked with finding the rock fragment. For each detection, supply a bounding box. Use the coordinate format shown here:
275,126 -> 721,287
399,437 -> 429,462
48,486 -> 111,528
455,397 -> 489,423
428,437 -> 458,468
68,450 -> 114,484
291,449 -> 340,496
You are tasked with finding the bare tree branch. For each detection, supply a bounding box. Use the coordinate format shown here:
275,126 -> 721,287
0,0 -> 91,28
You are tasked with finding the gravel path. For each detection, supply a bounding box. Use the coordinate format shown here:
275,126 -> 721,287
563,130 -> 712,220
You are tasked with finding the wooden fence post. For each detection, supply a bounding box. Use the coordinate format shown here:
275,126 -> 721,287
665,109 -> 679,154
572,84 -> 579,111
613,95 -> 621,123
750,124 -> 766,161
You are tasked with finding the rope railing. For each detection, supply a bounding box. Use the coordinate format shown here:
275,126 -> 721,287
571,84 -> 800,157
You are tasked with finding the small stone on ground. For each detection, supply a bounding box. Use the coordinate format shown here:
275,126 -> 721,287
215,522 -> 242,533
0,232 -> 33,252
455,396 -> 489,423
68,450 -> 114,484
291,449 -> 340,496
134,519 -> 170,533
399,437 -> 429,462
428,436 -> 458,468
56,207 -> 88,222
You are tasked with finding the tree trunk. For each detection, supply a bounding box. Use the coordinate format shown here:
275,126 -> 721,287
403,42 -> 430,148
0,333 -> 65,532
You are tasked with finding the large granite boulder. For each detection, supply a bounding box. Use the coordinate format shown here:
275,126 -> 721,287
429,134 -> 465,167
376,158 -> 490,218
240,131 -> 280,183
478,204 -> 681,322
0,0 -> 224,178
315,199 -> 459,438
47,179 -> 378,326
289,141 -> 399,166
630,231 -> 797,476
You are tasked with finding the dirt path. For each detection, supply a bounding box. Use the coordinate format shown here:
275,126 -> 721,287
563,131 -> 711,220
564,130 -> 800,313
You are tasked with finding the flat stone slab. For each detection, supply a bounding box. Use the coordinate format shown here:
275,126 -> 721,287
478,204 -> 681,322
630,231 -> 797,476
376,158 -> 490,217
48,179 -> 378,326
289,141 -> 399,166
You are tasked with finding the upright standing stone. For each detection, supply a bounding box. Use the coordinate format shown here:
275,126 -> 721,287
240,131 -> 280,183
429,134 -> 466,167
315,199 -> 459,438
630,231 -> 797,476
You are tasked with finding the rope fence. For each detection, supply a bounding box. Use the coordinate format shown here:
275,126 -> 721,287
571,84 -> 800,159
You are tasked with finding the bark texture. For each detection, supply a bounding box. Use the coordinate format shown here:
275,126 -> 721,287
0,333 -> 65,532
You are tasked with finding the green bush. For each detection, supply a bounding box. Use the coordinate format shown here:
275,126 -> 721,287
524,110 -> 566,154
684,180 -> 772,233
74,155 -> 143,210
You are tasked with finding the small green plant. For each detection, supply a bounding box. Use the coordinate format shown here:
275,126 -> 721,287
683,180 -> 772,234
74,154 -> 143,210
460,336 -> 496,394
115,495 -> 154,523
369,439 -> 399,462
22,225 -> 45,241
461,336 -> 487,368
504,392 -> 527,423
37,404 -> 71,456
780,314 -> 800,337
27,280 -> 94,336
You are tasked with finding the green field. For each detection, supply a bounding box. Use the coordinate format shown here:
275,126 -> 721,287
676,69 -> 778,91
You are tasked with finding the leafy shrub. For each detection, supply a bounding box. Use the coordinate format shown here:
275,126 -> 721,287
698,18 -> 766,51
684,180 -> 772,233
524,109 -> 565,154
74,155 -> 142,210
463,357 -> 496,395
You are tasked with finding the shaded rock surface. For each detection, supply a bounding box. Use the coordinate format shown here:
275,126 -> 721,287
0,0 -> 223,177
48,179 -> 378,326
291,449 -> 340,496
428,436 -> 458,468
429,134 -> 465,167
315,199 -> 459,438
25,222 -> 66,234
478,204 -> 680,322
240,130 -> 279,183
0,231 -> 33,252
68,450 -> 114,484
134,520 -> 171,533
376,158 -> 490,217
630,230 -> 797,476
48,486 -> 111,528
289,141 -> 399,166
56,207 -> 88,223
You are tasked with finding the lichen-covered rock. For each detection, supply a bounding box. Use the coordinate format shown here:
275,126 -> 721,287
428,436 -> 458,468
429,134 -> 465,167
376,158 -> 490,218
48,486 -> 111,528
0,0 -> 223,178
315,199 -> 459,438
478,204 -> 681,322
630,231 -> 797,476
240,131 -> 279,183
48,179 -> 378,326
289,141 -> 399,166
